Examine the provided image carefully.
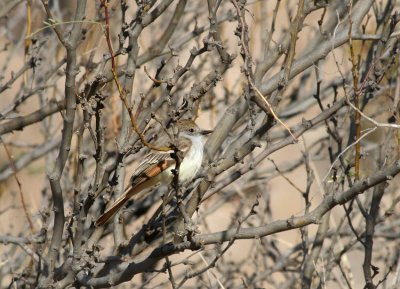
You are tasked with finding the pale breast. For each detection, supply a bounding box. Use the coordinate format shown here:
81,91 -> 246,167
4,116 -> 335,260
175,134 -> 204,184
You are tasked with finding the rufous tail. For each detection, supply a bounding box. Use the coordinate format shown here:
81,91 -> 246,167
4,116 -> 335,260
95,190 -> 132,226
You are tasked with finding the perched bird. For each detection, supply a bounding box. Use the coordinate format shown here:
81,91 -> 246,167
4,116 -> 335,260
95,119 -> 212,226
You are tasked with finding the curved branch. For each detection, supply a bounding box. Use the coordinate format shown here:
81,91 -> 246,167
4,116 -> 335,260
0,100 -> 65,136
77,160 -> 400,288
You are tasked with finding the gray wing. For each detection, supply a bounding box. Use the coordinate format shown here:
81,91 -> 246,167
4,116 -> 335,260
129,151 -> 175,186
129,136 -> 191,186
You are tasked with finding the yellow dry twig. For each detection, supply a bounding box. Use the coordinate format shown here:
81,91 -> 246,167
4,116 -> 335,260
25,19 -> 102,40
143,66 -> 167,84
346,98 -> 400,129
250,81 -> 297,141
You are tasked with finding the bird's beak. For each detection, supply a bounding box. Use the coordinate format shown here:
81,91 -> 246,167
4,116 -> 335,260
201,129 -> 213,135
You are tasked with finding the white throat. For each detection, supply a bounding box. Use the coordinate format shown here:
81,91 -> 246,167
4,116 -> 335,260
177,134 -> 204,184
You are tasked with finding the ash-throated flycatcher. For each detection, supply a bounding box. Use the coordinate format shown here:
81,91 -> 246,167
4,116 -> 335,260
95,119 -> 212,226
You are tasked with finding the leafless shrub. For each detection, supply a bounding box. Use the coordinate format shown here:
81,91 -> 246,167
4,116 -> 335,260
0,0 -> 399,288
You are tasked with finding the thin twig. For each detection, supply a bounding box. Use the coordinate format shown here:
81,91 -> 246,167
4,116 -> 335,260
0,137 -> 34,232
144,65 -> 167,84
250,81 -> 297,140
322,127 -> 377,182
100,0 -> 171,152
346,99 -> 400,129
348,1 -> 361,181
40,0 -> 65,45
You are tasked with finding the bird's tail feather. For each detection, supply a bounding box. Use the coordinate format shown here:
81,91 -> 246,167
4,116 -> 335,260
95,190 -> 132,226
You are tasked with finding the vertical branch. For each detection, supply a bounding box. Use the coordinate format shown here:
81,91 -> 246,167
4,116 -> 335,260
42,0 -> 87,284
207,0 -> 230,63
40,0 -> 66,46
231,0 -> 296,138
280,0 -> 305,88
254,0 -> 281,84
301,211 -> 330,289
363,183 -> 385,289
24,0 -> 32,87
348,1 -> 361,181
100,0 -> 171,152
71,115 -> 86,269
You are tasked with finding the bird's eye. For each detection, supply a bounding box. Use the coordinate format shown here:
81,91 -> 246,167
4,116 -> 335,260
190,128 -> 195,133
